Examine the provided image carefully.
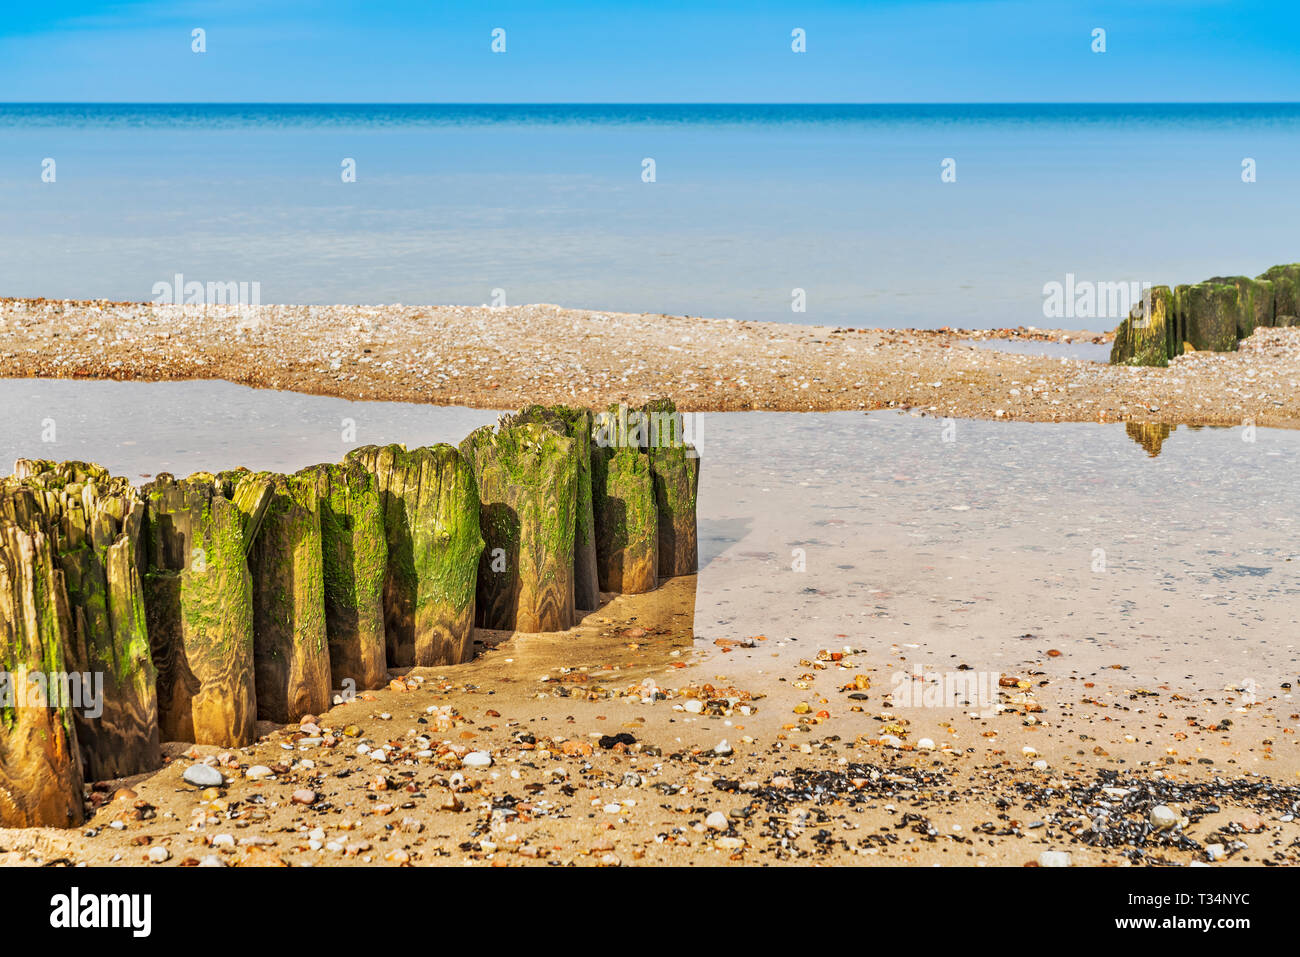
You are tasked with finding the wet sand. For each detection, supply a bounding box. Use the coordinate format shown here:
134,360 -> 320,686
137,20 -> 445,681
4,298 -> 1299,429
1,575 -> 1295,868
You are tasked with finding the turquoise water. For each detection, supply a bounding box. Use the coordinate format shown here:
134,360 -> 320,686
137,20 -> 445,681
1,103 -> 1297,328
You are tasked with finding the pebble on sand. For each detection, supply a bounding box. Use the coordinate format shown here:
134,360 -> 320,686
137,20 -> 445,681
1149,805 -> 1181,832
182,764 -> 225,788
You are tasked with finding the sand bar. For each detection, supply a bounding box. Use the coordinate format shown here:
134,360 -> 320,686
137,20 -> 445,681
4,298 -> 1299,429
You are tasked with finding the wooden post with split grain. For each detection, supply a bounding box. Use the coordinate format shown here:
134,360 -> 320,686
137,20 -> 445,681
641,399 -> 700,578
11,460 -> 160,780
225,470 -> 331,724
142,473 -> 266,747
460,417 -> 578,632
300,461 -> 388,691
221,468 -> 275,550
0,484 -> 86,828
590,404 -> 658,594
347,445 -> 483,666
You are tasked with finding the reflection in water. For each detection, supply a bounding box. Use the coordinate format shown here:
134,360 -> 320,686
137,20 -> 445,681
1123,422 -> 1214,457
1125,421 -> 1175,457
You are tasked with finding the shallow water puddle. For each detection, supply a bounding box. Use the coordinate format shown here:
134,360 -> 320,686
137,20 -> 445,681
694,410 -> 1298,697
1,378 -> 1294,698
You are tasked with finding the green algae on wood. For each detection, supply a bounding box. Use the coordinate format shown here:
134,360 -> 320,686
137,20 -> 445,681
0,484 -> 86,827
141,473 -> 259,747
299,461 -> 388,692
1202,275 -> 1274,340
9,459 -> 160,780
460,419 -> 578,632
590,404 -> 659,594
1258,263 -> 1300,324
1233,276 -> 1274,338
347,444 -> 483,666
1109,286 -> 1173,367
235,471 -> 331,724
508,405 -> 600,612
1110,262 -> 1300,365
640,399 -> 700,578
1176,281 -> 1242,353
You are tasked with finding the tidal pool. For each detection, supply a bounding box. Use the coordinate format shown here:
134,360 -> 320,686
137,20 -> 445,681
1,378 -> 1294,698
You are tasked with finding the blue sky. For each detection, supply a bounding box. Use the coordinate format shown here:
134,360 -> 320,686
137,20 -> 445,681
1,1 -> 1297,103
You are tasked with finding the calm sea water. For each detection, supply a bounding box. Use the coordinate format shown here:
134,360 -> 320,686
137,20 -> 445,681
1,103 -> 1298,329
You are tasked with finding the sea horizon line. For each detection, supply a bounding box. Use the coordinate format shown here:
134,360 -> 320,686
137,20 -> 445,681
3,100 -> 1300,107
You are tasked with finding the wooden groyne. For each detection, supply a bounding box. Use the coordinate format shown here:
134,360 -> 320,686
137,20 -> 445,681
1110,262 -> 1300,366
0,399 -> 699,827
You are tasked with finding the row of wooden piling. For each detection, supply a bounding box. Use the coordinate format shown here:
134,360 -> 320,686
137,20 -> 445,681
1109,262 -> 1300,366
0,399 -> 699,828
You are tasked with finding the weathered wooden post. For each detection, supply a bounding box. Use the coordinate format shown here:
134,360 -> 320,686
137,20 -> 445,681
0,485 -> 86,828
641,399 -> 700,578
227,471 -> 331,725
590,404 -> 658,594
1260,263 -> 1300,323
1109,286 -> 1174,367
142,473 -> 265,747
347,445 -> 483,666
1175,281 -> 1245,353
219,467 -> 275,548
460,417 -> 578,632
11,460 -> 160,780
300,461 -> 388,692
508,406 -> 600,611
1222,275 -> 1276,339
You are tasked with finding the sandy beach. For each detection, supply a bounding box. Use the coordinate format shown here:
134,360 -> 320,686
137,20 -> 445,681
2,574 -> 1295,869
4,298 -> 1299,430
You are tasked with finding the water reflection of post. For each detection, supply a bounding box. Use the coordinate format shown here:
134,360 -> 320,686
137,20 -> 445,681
1124,421 -> 1175,457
